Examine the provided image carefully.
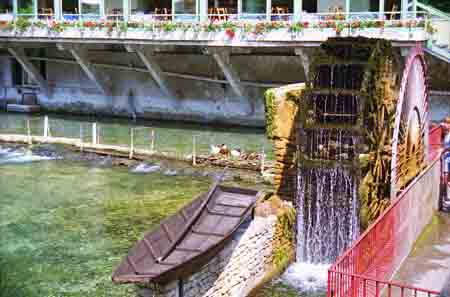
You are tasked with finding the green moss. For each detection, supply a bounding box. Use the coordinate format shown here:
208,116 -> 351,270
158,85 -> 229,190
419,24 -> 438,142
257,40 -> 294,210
265,89 -> 277,139
409,215 -> 441,255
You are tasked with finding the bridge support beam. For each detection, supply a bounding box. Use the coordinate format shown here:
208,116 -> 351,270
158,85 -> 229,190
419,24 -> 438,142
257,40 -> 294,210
125,45 -> 176,98
57,44 -> 109,95
295,48 -> 311,80
7,47 -> 49,96
208,48 -> 247,101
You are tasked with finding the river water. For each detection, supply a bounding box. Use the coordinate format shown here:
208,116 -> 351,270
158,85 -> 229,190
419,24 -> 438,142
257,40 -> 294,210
0,113 -> 328,297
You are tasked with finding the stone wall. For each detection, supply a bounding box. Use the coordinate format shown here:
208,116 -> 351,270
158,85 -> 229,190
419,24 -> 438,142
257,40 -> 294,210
264,83 -> 305,201
137,215 -> 277,297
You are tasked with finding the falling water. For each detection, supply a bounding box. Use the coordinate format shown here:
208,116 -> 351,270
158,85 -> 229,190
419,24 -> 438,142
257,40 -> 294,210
296,166 -> 359,263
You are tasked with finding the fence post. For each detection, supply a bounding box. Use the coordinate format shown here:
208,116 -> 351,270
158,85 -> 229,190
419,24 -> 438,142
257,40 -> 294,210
150,129 -> 155,153
44,116 -> 49,139
79,124 -> 84,152
129,128 -> 134,159
92,122 -> 97,145
97,124 -> 101,145
26,119 -> 32,145
260,146 -> 265,175
192,135 -> 197,166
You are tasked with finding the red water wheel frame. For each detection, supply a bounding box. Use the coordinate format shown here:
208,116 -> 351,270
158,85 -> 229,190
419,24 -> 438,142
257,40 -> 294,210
390,45 -> 430,197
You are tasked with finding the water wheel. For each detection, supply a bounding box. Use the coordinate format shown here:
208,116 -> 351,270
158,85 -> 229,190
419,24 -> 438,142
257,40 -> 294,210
391,46 -> 429,197
298,38 -> 430,233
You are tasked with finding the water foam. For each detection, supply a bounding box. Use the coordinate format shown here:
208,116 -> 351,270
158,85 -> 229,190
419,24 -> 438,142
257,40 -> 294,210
281,262 -> 330,291
131,163 -> 161,173
0,146 -> 59,165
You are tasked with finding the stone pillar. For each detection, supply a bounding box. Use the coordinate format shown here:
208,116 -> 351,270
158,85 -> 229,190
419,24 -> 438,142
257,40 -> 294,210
265,83 -> 305,200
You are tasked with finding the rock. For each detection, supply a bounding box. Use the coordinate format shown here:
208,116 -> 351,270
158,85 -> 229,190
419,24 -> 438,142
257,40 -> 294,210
164,169 -> 177,176
131,163 -> 160,173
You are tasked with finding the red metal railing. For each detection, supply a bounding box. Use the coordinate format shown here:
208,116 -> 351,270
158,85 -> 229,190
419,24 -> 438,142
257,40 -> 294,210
328,145 -> 442,297
429,125 -> 444,160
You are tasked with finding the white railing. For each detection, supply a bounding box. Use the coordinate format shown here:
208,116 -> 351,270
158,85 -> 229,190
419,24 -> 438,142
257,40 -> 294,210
0,10 -> 432,23
417,2 -> 450,62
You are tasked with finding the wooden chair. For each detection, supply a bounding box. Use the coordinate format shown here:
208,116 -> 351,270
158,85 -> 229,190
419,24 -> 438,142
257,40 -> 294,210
162,8 -> 171,20
155,8 -> 170,21
390,4 -> 398,20
40,8 -> 53,20
217,7 -> 227,21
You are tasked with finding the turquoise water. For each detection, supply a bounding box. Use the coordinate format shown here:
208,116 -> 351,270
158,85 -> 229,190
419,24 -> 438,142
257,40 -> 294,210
0,113 -> 326,297
0,112 -> 273,159
0,155 -> 211,297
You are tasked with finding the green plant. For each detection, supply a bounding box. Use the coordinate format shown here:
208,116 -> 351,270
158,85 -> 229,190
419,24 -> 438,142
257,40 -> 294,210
272,206 -> 296,267
161,22 -> 177,32
117,21 -> 128,33
14,17 -> 31,33
264,89 -> 277,139
202,22 -> 220,32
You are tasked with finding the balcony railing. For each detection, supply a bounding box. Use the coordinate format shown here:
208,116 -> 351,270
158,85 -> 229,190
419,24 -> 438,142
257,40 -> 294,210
0,10 -> 433,23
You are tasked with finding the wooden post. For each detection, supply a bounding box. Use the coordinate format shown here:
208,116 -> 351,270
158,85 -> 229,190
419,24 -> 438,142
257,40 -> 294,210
97,124 -> 100,145
150,129 -> 155,153
261,146 -> 265,175
192,135 -> 197,166
92,122 -> 97,145
129,128 -> 134,159
44,116 -> 49,138
26,119 -> 32,145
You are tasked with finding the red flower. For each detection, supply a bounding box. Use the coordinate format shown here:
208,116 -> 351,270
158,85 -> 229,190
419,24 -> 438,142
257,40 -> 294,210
225,28 -> 235,39
302,21 -> 309,28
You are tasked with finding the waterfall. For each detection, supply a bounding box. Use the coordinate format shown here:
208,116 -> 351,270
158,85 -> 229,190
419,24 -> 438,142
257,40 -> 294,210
296,166 -> 359,264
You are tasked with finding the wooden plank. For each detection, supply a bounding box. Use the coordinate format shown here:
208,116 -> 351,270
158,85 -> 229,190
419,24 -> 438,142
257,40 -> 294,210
158,169 -> 227,262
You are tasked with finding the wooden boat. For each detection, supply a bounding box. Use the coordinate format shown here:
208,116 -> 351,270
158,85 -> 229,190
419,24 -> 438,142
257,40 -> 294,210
112,177 -> 262,284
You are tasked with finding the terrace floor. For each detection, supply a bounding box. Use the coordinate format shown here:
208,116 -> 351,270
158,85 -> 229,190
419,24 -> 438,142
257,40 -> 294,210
391,212 -> 450,294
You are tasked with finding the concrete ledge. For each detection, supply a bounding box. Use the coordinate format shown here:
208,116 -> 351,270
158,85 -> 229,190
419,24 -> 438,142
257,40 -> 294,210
6,104 -> 40,113
0,27 -> 427,47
